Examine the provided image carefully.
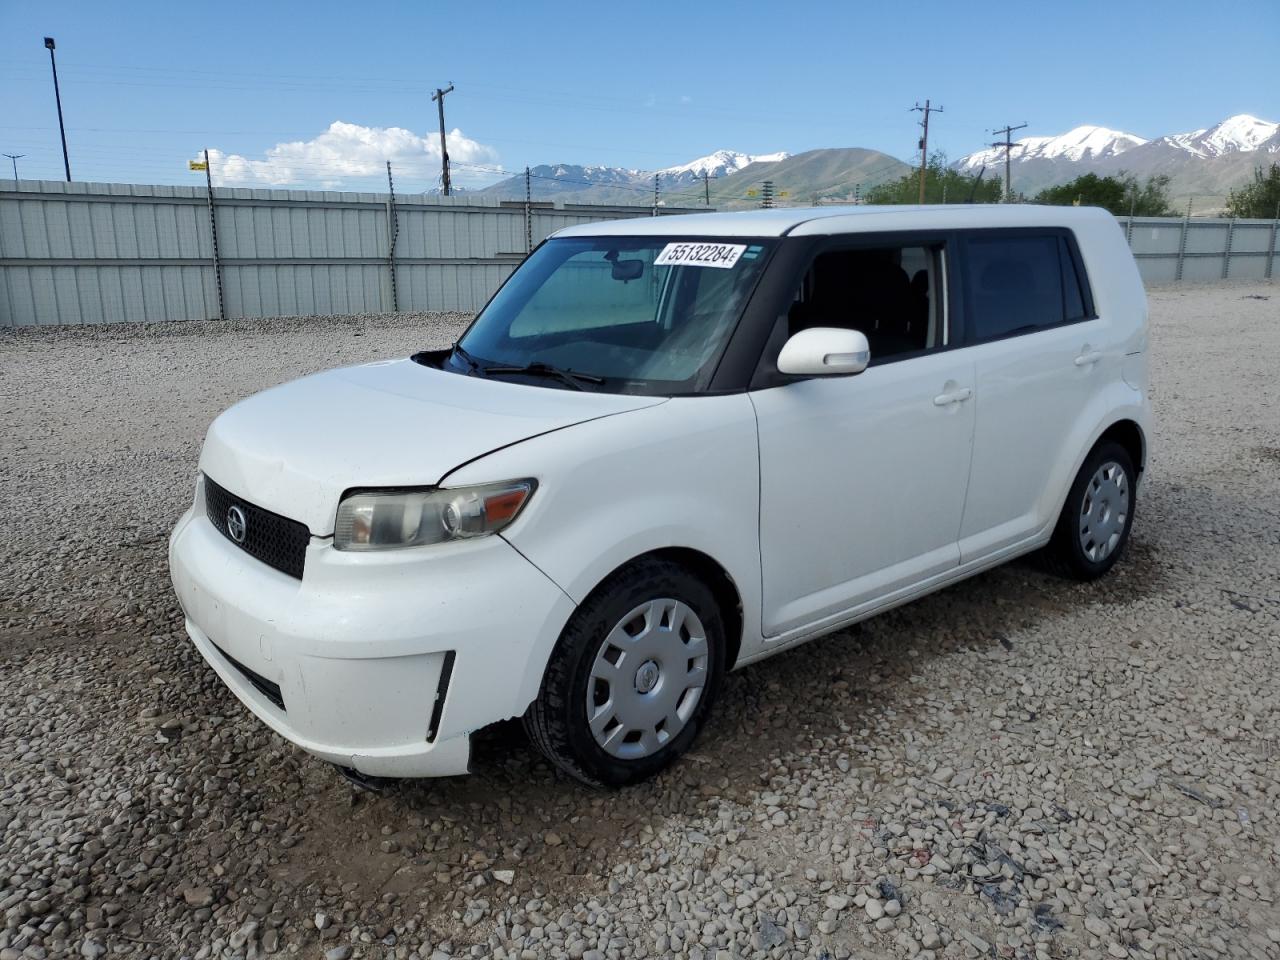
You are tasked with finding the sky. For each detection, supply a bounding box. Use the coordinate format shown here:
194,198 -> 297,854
2,0 -> 1277,194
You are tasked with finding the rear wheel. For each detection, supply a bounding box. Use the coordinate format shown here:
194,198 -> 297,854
524,557 -> 726,787
1042,441 -> 1136,580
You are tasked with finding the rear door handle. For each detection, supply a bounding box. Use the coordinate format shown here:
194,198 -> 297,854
1074,350 -> 1103,367
933,387 -> 972,406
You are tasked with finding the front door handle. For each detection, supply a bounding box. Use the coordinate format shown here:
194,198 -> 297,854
933,387 -> 973,406
1074,349 -> 1103,367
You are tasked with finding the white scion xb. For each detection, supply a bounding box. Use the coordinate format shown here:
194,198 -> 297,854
169,204 -> 1150,786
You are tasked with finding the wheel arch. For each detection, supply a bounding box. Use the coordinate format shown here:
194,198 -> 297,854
1095,418 -> 1146,476
582,547 -> 746,672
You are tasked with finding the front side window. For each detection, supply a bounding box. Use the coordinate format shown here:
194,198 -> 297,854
455,236 -> 773,394
964,232 -> 1089,342
786,243 -> 946,363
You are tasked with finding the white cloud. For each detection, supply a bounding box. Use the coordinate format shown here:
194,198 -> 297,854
201,121 -> 502,188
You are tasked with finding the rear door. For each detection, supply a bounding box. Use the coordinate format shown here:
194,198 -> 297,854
956,229 -> 1107,561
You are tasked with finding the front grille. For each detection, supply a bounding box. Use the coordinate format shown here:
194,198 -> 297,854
204,474 -> 310,580
213,642 -> 286,711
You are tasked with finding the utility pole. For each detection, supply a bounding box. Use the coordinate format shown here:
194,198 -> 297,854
911,100 -> 942,204
990,123 -> 1028,202
699,171 -> 716,206
3,154 -> 24,181
431,83 -> 455,196
44,38 -> 71,181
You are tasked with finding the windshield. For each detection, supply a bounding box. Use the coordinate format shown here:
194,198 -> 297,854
454,236 -> 774,394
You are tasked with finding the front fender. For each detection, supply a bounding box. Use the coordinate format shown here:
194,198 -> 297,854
445,394 -> 765,697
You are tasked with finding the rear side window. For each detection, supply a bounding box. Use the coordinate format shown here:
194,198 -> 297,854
963,232 -> 1090,342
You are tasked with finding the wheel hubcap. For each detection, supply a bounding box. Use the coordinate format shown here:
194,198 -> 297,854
634,660 -> 661,694
1079,460 -> 1130,563
587,598 -> 710,760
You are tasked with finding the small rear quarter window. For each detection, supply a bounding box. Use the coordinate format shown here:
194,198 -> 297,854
1059,236 -> 1089,321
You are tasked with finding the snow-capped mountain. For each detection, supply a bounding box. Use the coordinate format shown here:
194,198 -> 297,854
1161,114 -> 1280,158
957,125 -> 1147,171
478,148 -> 789,201
657,149 -> 791,183
954,114 -> 1280,209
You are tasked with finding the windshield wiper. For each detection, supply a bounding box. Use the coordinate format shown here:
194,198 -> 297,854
451,342 -> 483,373
482,361 -> 605,391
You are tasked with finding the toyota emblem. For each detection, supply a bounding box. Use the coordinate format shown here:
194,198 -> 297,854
226,505 -> 247,544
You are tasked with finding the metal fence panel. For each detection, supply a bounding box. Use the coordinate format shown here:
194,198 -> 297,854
4,181 -> 1276,327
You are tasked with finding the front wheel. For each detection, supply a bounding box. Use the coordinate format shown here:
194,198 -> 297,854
524,557 -> 726,787
1042,441 -> 1136,580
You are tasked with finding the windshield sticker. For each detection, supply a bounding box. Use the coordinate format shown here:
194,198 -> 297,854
654,242 -> 748,269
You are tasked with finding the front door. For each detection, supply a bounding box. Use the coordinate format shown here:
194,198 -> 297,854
750,238 -> 975,637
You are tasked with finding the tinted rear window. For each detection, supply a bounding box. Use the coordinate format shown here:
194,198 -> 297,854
965,234 -> 1067,341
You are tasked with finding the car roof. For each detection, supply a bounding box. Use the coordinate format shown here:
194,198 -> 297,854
551,204 -> 1117,239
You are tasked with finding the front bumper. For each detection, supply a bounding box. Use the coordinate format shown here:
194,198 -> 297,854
168,500 -> 575,778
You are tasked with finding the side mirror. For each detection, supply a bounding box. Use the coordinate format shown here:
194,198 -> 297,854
777,327 -> 870,377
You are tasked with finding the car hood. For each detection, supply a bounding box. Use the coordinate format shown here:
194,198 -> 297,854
198,358 -> 665,535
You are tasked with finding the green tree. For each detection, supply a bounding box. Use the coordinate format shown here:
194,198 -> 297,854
865,151 -> 1002,205
1034,172 -> 1175,217
1225,163 -> 1280,219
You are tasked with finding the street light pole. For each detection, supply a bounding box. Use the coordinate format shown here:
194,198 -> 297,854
44,37 -> 71,181
3,154 -> 25,181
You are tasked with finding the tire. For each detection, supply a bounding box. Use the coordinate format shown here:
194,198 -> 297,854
1041,441 -> 1136,581
523,557 -> 727,787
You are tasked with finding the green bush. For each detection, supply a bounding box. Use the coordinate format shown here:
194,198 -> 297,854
864,152 -> 1002,205
1034,173 -> 1176,217
1224,163 -> 1280,219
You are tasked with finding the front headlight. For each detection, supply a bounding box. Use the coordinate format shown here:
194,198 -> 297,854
333,479 -> 537,551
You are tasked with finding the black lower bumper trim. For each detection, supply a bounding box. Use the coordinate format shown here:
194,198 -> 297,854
213,642 -> 286,712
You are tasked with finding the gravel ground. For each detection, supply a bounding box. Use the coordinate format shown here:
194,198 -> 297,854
1,282 -> 1278,960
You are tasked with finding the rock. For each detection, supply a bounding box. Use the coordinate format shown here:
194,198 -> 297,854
324,947 -> 353,960
493,870 -> 515,885
865,900 -> 885,921
756,916 -> 786,950
182,887 -> 214,908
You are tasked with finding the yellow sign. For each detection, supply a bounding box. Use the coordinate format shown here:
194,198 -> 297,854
189,160 -> 207,171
